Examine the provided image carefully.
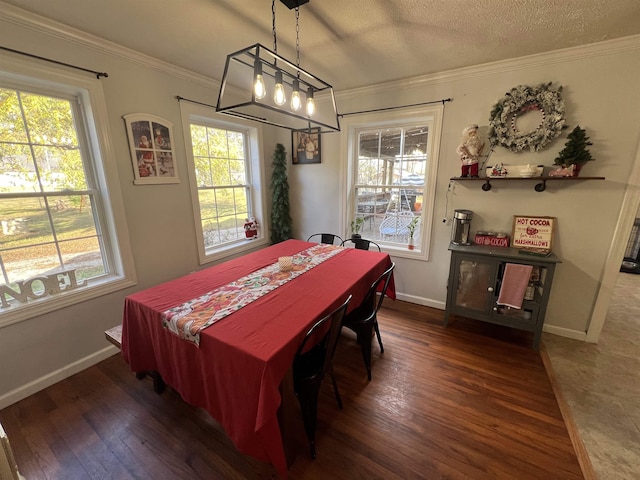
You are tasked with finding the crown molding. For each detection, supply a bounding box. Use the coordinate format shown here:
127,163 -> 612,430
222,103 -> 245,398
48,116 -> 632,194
337,34 -> 640,99
3,2 -> 638,98
0,2 -> 216,88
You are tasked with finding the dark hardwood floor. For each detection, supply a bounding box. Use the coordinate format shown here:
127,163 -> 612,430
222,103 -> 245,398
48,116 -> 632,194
0,301 -> 585,479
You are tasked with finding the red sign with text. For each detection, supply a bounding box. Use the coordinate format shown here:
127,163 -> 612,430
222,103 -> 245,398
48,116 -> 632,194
474,234 -> 510,248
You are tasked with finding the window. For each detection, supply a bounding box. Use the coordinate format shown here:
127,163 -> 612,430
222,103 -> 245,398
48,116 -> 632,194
0,59 -> 135,325
181,102 -> 267,263
346,105 -> 443,258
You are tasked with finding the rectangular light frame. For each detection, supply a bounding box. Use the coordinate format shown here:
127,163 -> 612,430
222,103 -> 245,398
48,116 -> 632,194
216,43 -> 340,133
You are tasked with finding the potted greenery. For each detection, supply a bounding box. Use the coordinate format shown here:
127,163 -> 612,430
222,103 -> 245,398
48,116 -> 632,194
407,216 -> 420,250
270,143 -> 292,244
553,125 -> 594,177
350,217 -> 364,239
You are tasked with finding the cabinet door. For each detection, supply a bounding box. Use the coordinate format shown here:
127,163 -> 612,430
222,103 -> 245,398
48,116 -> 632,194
452,255 -> 498,315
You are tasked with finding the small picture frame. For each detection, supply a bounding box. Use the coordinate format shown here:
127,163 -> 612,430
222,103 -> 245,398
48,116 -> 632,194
512,215 -> 556,250
292,128 -> 321,164
124,113 -> 179,184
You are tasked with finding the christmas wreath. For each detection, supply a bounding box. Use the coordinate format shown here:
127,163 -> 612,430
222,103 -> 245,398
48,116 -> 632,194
488,82 -> 566,153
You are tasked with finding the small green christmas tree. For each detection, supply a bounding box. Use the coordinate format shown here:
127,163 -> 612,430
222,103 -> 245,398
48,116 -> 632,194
270,143 -> 292,244
554,125 -> 594,166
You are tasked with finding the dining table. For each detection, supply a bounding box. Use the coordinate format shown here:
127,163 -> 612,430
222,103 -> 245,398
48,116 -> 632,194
121,239 -> 395,477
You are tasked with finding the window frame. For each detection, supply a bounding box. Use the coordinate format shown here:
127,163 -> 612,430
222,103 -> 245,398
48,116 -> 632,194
0,53 -> 136,327
180,102 -> 268,264
343,104 -> 443,260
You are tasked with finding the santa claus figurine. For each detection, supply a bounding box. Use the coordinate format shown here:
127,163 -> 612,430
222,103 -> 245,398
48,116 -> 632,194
244,217 -> 259,239
456,124 -> 485,177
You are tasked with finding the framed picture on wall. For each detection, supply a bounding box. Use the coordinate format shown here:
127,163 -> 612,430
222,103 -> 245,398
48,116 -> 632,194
123,113 -> 179,184
292,128 -> 321,164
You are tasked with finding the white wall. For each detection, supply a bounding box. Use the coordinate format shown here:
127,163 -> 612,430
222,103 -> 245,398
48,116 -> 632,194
0,9 -> 289,408
0,6 -> 639,408
294,37 -> 640,336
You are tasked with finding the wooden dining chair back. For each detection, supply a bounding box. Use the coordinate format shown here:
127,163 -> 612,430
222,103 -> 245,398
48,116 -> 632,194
307,233 -> 344,245
342,262 -> 395,380
293,295 -> 352,459
340,237 -> 382,252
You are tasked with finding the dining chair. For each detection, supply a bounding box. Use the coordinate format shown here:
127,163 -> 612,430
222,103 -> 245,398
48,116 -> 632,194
340,237 -> 382,252
293,295 -> 352,460
307,233 -> 344,245
342,262 -> 395,380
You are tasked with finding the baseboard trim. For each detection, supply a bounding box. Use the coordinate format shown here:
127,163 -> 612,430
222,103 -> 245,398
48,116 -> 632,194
540,344 -> 598,480
394,293 -> 445,310
543,324 -> 587,341
0,346 -> 119,410
392,296 -> 588,342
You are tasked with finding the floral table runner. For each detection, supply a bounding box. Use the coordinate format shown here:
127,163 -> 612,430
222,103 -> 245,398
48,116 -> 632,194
162,244 -> 343,345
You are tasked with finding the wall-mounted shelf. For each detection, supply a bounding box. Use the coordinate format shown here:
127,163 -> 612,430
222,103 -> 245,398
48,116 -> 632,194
450,176 -> 605,192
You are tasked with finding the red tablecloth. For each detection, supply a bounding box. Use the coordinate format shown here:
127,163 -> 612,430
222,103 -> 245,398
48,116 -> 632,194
122,239 -> 395,476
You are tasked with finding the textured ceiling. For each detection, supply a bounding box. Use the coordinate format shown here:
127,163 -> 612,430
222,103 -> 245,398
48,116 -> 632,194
1,0 -> 639,91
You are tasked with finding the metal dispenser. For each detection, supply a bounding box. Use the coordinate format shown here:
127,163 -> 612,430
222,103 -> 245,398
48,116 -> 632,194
451,209 -> 473,245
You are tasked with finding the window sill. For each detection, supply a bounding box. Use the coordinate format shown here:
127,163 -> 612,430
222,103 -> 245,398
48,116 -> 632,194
200,236 -> 270,265
381,244 -> 430,261
0,276 -> 137,329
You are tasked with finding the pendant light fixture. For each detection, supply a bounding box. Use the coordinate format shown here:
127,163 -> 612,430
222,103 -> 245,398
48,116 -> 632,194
271,0 -> 286,107
290,6 -> 302,112
216,0 -> 340,132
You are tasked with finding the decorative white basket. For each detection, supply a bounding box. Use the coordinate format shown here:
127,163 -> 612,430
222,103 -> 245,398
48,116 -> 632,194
486,164 -> 544,178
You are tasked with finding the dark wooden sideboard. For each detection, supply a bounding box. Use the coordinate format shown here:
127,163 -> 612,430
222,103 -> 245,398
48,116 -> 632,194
444,243 -> 562,349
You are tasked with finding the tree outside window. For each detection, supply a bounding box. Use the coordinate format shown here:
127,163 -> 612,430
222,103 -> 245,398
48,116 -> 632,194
181,103 -> 266,264
190,124 -> 252,248
0,75 -> 134,322
1,90 -> 103,289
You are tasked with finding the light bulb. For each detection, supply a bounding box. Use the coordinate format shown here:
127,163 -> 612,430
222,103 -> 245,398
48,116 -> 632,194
291,79 -> 302,111
254,75 -> 266,99
254,61 -> 266,99
274,70 -> 286,106
306,87 -> 315,116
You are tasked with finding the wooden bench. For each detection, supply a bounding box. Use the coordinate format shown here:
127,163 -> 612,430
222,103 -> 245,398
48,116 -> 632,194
1,421 -> 26,480
104,324 -> 122,349
104,324 -> 165,393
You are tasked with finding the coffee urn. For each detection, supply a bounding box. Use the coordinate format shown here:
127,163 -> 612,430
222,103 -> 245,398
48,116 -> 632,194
451,209 -> 473,245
